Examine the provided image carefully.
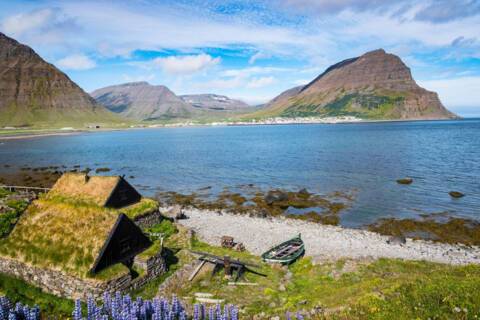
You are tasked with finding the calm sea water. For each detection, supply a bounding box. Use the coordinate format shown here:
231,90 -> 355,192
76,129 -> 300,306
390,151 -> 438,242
1,119 -> 479,227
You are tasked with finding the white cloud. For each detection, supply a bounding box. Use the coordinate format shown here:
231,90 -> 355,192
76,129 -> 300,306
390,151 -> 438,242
56,54 -> 96,70
293,78 -> 311,86
221,67 -> 292,78
1,8 -> 53,37
418,76 -> 480,113
150,54 -> 220,75
248,51 -> 271,64
247,76 -> 276,88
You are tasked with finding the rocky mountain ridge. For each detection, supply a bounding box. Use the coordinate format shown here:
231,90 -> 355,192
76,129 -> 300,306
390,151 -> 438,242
180,94 -> 250,111
91,82 -> 197,121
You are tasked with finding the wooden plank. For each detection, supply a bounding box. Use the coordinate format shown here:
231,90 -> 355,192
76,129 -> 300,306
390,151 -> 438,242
195,298 -> 225,304
228,282 -> 258,286
189,260 -> 207,281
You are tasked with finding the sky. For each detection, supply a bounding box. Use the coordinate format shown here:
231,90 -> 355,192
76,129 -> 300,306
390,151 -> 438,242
1,0 -> 479,116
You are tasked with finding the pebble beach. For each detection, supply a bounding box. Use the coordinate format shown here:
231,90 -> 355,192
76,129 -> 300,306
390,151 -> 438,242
174,207 -> 480,265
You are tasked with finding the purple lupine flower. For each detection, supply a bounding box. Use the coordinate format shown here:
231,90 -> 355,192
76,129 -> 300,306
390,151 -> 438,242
229,305 -> 238,320
216,304 -> 222,320
72,299 -> 83,320
8,311 -> 16,320
193,304 -> 200,320
223,305 -> 229,320
208,306 -> 215,320
286,311 -> 291,320
296,312 -> 304,320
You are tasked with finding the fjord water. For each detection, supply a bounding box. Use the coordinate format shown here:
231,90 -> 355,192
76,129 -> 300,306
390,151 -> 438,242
1,119 -> 479,227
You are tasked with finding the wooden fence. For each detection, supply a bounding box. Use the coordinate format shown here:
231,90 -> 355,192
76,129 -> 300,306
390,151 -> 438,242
0,185 -> 51,193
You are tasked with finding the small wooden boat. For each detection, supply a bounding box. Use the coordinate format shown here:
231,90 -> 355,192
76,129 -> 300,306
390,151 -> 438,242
261,234 -> 305,264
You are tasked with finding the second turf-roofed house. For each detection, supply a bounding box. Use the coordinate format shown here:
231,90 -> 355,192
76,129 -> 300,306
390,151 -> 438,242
0,173 -> 166,299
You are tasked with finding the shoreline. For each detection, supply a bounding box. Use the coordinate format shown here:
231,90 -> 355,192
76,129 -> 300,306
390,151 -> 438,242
0,117 -> 468,140
174,207 -> 480,266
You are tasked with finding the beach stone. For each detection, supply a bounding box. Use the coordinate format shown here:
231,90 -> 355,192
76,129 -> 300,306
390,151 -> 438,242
387,235 -> 407,245
264,190 -> 288,205
449,191 -> 465,198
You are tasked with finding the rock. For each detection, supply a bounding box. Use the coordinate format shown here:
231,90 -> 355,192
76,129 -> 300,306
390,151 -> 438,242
264,190 -> 288,205
298,188 -> 310,196
386,235 -> 406,245
270,316 -> 280,320
449,191 -> 465,198
278,284 -> 286,291
396,178 -> 413,185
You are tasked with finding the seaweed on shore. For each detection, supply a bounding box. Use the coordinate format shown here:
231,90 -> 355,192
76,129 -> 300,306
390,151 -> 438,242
368,216 -> 480,246
155,187 -> 353,225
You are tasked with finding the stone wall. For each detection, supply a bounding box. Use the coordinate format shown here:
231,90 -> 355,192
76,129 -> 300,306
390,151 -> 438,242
133,209 -> 164,229
0,250 -> 167,301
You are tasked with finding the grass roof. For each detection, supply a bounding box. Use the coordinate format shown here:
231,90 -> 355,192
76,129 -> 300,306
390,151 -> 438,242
0,174 -> 159,280
0,195 -> 120,278
49,173 -> 120,206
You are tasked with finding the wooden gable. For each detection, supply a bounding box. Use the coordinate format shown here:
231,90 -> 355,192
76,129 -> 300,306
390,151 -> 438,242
91,213 -> 152,274
104,177 -> 142,209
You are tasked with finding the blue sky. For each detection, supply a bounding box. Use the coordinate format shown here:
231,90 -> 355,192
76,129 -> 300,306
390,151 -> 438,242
1,0 -> 480,116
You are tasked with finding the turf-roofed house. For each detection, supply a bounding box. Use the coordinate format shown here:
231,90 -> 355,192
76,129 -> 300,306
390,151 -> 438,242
0,173 -> 165,299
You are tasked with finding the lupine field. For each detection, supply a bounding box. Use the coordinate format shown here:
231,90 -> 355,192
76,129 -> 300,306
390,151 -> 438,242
0,292 -> 310,319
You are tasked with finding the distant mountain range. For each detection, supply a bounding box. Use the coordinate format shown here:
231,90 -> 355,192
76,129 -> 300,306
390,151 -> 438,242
0,32 -> 457,127
180,94 -> 250,111
91,82 -> 254,121
255,49 -> 457,120
0,32 -> 121,128
91,82 -> 197,121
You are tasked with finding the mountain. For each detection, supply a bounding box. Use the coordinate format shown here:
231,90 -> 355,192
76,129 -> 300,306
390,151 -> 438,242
257,49 -> 457,120
180,94 -> 250,111
91,82 -> 198,121
0,32 -> 120,127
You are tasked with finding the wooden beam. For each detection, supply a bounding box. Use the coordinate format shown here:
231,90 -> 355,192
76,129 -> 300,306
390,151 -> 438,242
189,260 -> 207,281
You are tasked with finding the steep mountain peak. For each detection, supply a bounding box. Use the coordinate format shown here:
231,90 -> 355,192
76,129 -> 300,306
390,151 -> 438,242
258,49 -> 456,120
0,33 -> 118,127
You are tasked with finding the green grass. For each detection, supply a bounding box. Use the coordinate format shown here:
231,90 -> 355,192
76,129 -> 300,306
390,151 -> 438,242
0,272 -> 74,317
0,198 -> 28,237
171,237 -> 480,319
92,263 -> 130,281
122,198 -> 159,219
0,188 -> 12,199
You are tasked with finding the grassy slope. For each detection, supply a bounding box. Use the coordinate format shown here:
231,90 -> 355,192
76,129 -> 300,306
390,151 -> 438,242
0,102 -> 130,129
245,91 -> 406,120
161,231 -> 480,319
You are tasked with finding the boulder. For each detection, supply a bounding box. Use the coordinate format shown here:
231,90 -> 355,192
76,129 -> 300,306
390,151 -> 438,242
386,235 -> 406,245
396,178 -> 413,185
449,191 -> 465,198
